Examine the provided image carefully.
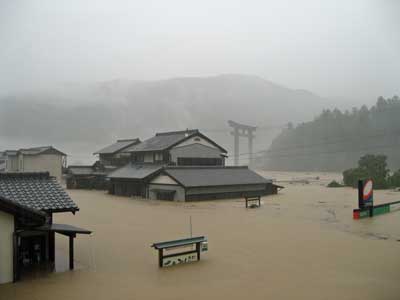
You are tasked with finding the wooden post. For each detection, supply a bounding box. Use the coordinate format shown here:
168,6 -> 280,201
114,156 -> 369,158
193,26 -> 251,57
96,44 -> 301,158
196,242 -> 201,261
13,232 -> 19,282
158,249 -> 163,267
69,235 -> 75,270
48,214 -> 55,263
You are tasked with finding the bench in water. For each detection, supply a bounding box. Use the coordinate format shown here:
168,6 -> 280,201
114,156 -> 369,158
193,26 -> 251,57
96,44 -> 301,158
245,196 -> 261,208
151,236 -> 208,267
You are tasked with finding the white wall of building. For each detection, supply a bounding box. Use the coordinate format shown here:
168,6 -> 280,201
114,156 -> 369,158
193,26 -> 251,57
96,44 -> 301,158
170,144 -> 224,164
174,135 -> 219,149
148,174 -> 185,201
151,174 -> 179,185
19,154 -> 63,182
143,153 -> 154,163
0,211 -> 14,284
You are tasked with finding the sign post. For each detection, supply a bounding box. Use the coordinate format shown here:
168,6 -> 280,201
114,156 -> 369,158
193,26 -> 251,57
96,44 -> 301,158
353,178 -> 400,219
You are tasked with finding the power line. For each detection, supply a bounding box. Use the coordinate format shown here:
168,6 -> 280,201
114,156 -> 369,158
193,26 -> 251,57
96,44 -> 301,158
231,131 -> 400,158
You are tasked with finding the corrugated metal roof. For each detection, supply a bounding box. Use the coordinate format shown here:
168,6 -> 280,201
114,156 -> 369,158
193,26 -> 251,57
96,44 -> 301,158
0,172 -> 78,212
94,139 -> 140,155
124,130 -> 198,153
164,166 -> 271,187
108,163 -> 163,179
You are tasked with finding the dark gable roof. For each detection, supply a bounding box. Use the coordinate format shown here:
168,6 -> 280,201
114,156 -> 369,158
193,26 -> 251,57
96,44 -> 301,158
19,146 -> 66,156
124,129 -> 227,153
163,166 -> 271,188
0,172 -> 78,213
94,138 -> 141,155
108,163 -> 164,180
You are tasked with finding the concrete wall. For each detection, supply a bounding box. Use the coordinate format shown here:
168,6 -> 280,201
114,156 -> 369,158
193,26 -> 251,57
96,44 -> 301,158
148,183 -> 186,202
0,211 -> 14,284
20,154 -> 63,182
170,144 -> 224,164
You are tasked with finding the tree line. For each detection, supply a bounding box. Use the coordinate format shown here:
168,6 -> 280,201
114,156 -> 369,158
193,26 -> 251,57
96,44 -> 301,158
264,96 -> 400,171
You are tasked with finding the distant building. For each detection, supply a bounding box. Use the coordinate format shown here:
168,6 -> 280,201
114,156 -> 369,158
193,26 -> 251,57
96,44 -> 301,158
65,139 -> 141,190
0,147 -> 66,182
66,161 -> 117,190
94,138 -> 141,166
0,172 -> 91,284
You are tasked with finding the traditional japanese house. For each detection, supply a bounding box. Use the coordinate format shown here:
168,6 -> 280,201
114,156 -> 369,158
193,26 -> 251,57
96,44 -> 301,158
108,129 -> 282,200
0,172 -> 91,284
66,161 -> 116,190
94,138 -> 141,166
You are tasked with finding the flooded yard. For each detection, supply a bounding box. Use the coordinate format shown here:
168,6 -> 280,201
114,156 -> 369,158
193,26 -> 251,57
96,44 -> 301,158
1,172 -> 400,300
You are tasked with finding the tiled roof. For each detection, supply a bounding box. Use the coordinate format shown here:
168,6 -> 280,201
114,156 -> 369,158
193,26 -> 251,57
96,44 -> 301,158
0,195 -> 46,224
0,172 -> 78,213
19,146 -> 66,156
108,163 -> 163,179
164,166 -> 271,187
94,139 -> 140,155
124,130 -> 199,153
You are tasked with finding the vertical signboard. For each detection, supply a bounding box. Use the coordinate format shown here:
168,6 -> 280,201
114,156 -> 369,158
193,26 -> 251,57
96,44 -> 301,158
358,179 -> 373,209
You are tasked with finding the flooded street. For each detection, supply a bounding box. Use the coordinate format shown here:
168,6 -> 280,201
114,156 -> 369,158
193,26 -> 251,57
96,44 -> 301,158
1,172 -> 400,300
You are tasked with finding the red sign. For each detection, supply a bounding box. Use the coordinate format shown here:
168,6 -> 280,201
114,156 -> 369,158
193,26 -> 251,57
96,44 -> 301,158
363,179 -> 373,204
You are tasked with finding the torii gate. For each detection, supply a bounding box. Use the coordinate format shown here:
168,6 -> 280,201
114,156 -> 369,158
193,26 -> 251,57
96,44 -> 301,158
228,120 -> 257,166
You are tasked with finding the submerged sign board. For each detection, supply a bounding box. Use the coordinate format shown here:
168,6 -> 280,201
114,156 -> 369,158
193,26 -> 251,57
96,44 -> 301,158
151,236 -> 208,268
353,178 -> 400,219
162,252 -> 198,267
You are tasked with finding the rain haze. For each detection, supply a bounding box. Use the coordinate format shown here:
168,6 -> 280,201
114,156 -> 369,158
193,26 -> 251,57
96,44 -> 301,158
1,2 -> 400,299
1,0 -> 400,164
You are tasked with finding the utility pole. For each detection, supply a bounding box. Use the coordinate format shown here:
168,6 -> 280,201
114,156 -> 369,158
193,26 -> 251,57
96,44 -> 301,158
228,120 -> 257,166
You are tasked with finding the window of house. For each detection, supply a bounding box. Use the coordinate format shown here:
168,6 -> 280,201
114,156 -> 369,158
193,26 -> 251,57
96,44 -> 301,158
177,157 -> 223,166
135,154 -> 144,162
154,152 -> 163,162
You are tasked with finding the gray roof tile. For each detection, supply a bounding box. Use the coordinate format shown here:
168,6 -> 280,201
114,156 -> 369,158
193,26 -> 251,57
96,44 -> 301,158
0,172 -> 78,212
124,130 -> 199,153
94,139 -> 140,155
164,166 -> 271,187
108,163 -> 163,179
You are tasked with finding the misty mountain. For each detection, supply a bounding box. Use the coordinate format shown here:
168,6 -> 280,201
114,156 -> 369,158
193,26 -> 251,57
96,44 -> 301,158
0,74 -> 331,164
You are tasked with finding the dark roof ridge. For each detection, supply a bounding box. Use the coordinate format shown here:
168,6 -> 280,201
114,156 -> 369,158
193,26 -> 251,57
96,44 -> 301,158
164,166 -> 249,170
155,129 -> 199,136
117,138 -> 140,142
0,172 -> 50,179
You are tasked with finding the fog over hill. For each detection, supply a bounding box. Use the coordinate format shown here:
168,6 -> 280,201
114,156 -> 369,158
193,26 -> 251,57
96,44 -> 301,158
1,74 -> 348,165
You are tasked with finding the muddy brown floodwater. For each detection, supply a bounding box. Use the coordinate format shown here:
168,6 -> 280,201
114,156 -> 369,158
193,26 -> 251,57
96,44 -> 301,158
1,171 -> 400,300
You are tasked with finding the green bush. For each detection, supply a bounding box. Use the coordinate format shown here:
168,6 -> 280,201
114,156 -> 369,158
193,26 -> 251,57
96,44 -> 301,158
343,154 -> 389,189
327,180 -> 343,188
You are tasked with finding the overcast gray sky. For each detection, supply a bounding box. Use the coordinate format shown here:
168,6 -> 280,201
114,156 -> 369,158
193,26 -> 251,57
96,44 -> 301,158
0,0 -> 399,101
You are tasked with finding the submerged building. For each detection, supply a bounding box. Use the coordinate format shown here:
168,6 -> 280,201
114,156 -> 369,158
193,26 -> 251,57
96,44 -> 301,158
66,139 -> 141,190
0,172 -> 91,284
108,129 -> 281,201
